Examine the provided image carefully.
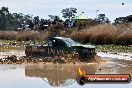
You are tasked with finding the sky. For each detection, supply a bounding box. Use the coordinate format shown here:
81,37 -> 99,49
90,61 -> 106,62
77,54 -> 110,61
0,0 -> 132,22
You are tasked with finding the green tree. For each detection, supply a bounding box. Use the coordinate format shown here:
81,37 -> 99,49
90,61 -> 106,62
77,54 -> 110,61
1,7 -> 9,15
61,7 -> 77,21
0,7 -> 11,30
11,13 -> 24,29
48,15 -> 60,22
34,16 -> 39,24
0,7 -> 35,30
97,14 -> 110,24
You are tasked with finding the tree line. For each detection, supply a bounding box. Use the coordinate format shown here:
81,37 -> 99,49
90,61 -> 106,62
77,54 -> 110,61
0,6 -> 131,31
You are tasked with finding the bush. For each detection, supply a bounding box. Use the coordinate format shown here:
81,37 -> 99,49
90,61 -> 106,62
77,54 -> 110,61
75,19 -> 100,30
48,22 -> 65,37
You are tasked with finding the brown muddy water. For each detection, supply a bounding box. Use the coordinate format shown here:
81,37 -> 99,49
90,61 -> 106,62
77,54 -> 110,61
0,47 -> 132,88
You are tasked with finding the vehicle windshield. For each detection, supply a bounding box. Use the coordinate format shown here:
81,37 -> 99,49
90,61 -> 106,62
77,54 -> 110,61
62,38 -> 78,46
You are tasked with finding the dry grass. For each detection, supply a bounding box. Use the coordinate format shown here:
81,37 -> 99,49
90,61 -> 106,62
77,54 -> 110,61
0,30 -> 49,41
0,24 -> 131,45
72,24 -> 132,45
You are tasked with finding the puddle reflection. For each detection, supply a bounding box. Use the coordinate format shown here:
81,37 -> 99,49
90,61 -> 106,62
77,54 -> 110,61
25,64 -> 97,87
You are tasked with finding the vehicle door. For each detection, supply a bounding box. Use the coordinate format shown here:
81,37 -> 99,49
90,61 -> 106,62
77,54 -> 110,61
46,39 -> 69,56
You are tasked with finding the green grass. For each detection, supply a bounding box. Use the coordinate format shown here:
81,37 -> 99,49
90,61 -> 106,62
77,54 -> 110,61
0,39 -> 45,46
0,40 -> 131,53
0,40 -> 17,44
96,45 -> 132,53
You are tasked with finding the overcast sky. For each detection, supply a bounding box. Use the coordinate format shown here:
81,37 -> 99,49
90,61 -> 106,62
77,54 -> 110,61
0,0 -> 132,21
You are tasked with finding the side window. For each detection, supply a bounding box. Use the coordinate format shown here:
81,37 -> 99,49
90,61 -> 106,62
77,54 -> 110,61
52,40 -> 58,47
48,40 -> 53,46
48,39 -> 67,47
48,39 -> 58,47
59,40 -> 67,47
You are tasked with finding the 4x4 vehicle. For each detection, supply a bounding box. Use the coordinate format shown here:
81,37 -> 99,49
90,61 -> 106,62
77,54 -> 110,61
25,37 -> 96,59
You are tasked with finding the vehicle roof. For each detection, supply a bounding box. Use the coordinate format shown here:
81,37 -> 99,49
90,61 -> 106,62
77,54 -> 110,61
54,37 -> 70,40
50,37 -> 95,48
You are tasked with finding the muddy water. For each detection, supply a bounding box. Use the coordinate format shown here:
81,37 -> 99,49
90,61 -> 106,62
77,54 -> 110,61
0,46 -> 25,59
0,62 -> 132,88
0,48 -> 132,88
